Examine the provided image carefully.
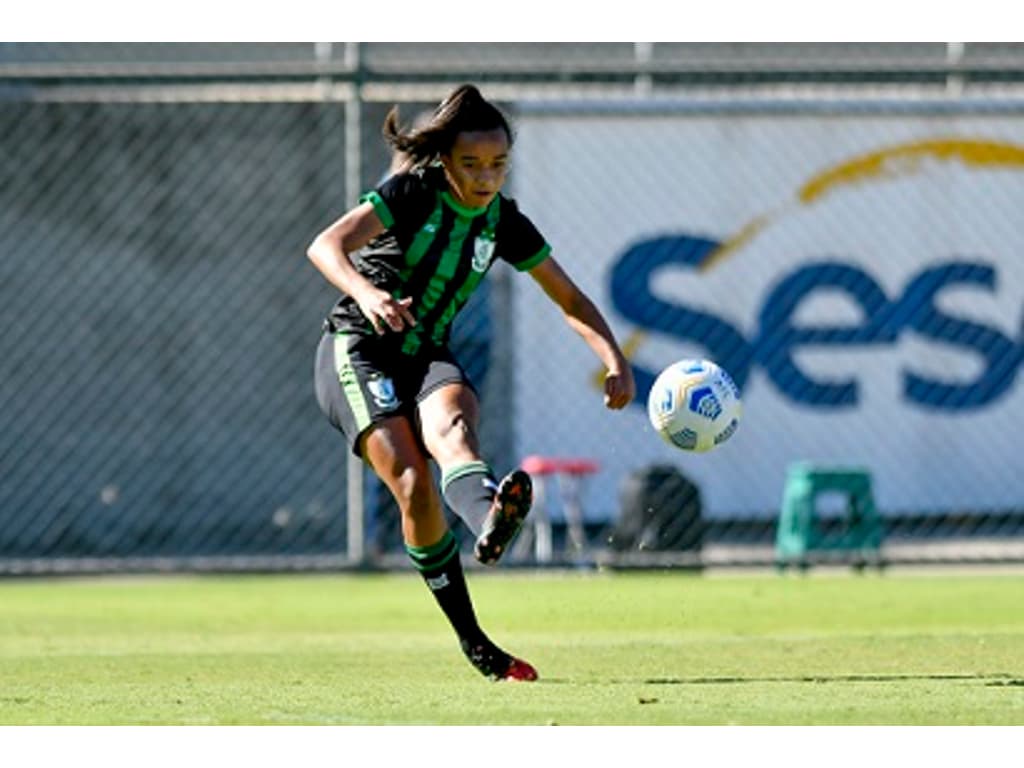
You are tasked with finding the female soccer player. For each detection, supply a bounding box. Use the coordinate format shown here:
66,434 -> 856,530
307,84 -> 635,682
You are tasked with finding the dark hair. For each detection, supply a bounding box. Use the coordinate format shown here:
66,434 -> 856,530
382,84 -> 513,170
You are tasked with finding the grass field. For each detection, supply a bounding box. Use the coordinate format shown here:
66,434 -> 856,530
1,568 -> 1022,725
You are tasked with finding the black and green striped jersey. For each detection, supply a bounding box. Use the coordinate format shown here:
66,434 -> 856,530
325,166 -> 551,356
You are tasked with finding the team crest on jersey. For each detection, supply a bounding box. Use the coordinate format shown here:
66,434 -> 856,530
367,375 -> 398,410
472,237 -> 496,272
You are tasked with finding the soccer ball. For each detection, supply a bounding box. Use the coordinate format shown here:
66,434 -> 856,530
647,359 -> 742,452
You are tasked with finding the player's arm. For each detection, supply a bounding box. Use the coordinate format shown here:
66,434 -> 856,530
306,202 -> 416,334
528,255 -> 635,410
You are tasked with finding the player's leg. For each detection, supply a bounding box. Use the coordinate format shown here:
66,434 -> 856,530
314,332 -> 534,681
417,380 -> 494,534
361,419 -> 535,681
418,378 -> 533,566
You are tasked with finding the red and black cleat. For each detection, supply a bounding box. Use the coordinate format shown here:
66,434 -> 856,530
462,639 -> 539,682
475,469 -> 533,566
501,657 -> 539,682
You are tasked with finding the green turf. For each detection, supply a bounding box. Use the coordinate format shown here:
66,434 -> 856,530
0,569 -> 1022,724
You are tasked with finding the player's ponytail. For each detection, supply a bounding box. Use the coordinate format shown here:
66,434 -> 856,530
382,84 -> 513,169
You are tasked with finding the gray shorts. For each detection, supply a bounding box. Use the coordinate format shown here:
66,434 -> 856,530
314,331 -> 473,457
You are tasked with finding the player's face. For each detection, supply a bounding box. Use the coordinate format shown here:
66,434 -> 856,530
442,128 -> 510,209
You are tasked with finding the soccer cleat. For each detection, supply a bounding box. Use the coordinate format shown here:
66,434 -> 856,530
502,657 -> 539,682
461,638 -> 539,682
474,469 -> 533,566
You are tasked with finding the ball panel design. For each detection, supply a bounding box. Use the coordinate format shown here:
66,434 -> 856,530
646,358 -> 742,453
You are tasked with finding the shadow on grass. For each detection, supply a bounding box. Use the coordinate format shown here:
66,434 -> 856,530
540,673 -> 1023,686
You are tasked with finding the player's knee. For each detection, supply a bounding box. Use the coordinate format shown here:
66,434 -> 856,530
390,465 -> 434,512
430,411 -> 478,456
443,410 -> 474,439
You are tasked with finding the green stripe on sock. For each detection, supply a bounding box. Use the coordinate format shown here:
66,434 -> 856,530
441,461 -> 493,492
406,530 -> 458,572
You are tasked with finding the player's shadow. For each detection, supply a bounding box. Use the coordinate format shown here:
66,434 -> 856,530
542,673 -> 1022,686
639,673 -> 1022,686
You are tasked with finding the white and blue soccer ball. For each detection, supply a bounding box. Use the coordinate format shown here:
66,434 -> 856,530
647,359 -> 742,453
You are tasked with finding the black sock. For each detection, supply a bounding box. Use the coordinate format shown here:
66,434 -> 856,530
406,530 -> 510,678
441,461 -> 497,537
406,530 -> 484,643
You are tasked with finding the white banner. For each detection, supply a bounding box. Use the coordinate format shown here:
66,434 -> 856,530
509,110 -> 1024,520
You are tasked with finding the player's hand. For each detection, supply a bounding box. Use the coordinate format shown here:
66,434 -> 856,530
358,288 -> 417,335
603,366 -> 636,410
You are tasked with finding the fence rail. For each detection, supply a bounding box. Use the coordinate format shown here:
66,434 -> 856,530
4,42 -> 1024,85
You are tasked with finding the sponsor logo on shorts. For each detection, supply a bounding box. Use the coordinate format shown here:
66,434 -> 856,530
367,375 -> 399,410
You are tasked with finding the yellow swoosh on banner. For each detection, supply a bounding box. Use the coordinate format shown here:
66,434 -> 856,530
602,137 -> 1024,390
701,138 -> 1024,272
799,137 -> 1024,205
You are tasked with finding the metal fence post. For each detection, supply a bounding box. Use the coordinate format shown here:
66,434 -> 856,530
341,42 -> 366,565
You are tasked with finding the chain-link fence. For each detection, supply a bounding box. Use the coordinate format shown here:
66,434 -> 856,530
3,43 -> 1024,573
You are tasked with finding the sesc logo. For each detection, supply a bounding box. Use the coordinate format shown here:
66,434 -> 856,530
610,138 -> 1024,413
612,243 -> 1023,412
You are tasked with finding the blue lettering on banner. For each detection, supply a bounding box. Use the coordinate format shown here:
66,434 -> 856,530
611,235 -> 1024,412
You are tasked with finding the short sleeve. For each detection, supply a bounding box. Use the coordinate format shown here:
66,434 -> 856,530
359,189 -> 394,228
498,201 -> 552,272
359,171 -> 436,236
